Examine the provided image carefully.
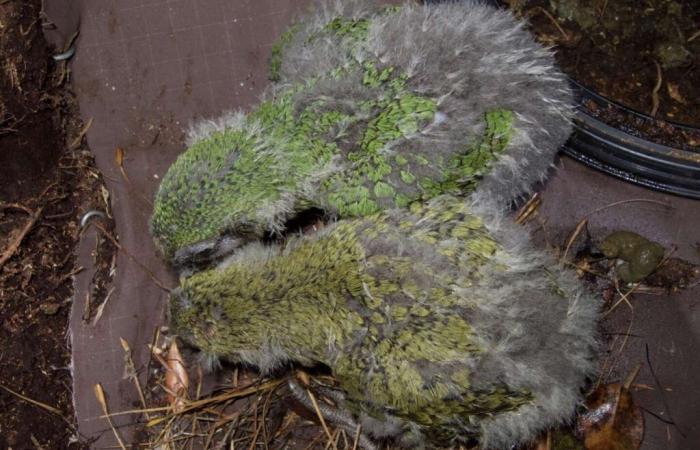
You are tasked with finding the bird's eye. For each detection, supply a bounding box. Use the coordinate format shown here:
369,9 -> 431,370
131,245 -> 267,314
174,235 -> 244,273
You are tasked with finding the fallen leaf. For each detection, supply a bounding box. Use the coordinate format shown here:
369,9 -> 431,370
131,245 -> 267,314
94,383 -> 127,450
115,146 -> 130,182
666,83 -> 686,104
577,383 -> 644,450
165,339 -> 189,413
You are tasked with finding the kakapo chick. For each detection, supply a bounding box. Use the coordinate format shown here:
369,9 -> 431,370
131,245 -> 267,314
170,195 -> 599,449
150,0 -> 574,269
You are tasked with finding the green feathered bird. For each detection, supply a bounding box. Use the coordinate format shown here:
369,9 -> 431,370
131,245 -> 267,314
153,1 -> 598,448
150,0 -> 574,270
170,194 -> 598,448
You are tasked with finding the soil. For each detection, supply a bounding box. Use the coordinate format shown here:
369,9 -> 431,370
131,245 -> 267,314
0,1 -> 114,448
506,0 -> 700,149
582,98 -> 700,153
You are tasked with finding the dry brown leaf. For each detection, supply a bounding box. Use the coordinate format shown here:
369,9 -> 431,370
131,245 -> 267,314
666,83 -> 686,104
577,383 -> 644,450
94,383 -> 127,450
165,340 -> 189,413
115,146 -> 130,182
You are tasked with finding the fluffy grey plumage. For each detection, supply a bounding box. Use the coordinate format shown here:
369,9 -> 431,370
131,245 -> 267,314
152,0 -> 573,264
170,194 -> 599,449
153,1 -> 599,449
275,0 -> 574,208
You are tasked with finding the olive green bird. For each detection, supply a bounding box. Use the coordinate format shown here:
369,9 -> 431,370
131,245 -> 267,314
170,194 -> 599,449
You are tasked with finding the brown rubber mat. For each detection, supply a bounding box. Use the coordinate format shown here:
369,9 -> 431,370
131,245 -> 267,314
44,0 -> 313,446
535,158 -> 700,450
40,0 -> 699,447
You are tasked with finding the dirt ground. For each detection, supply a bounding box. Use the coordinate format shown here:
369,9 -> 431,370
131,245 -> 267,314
508,0 -> 700,127
0,1 -> 111,448
506,0 -> 700,154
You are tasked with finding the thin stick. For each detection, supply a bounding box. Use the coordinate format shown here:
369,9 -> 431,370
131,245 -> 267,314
612,316 -> 635,375
0,383 -> 63,415
119,337 -> 150,420
515,193 -> 541,225
306,389 -> 338,450
351,423 -> 362,450
650,61 -> 662,117
323,429 -> 340,450
89,222 -> 172,292
533,7 -> 569,41
94,383 -> 127,450
595,335 -> 618,388
69,117 -> 93,150
623,363 -> 642,390
688,29 -> 700,42
0,202 -> 33,214
604,247 -> 674,316
0,205 -> 43,267
562,218 -> 587,262
247,397 -> 263,450
603,283 -> 638,317
302,432 -> 325,450
584,198 -> 671,219
645,344 -> 685,437
141,380 -> 284,426
30,435 -> 47,450
115,146 -> 153,207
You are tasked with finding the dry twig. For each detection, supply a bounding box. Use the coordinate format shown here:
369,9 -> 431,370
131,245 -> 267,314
562,218 -> 588,262
0,383 -> 63,415
94,383 -> 127,450
88,221 -> 172,292
69,117 -> 93,150
584,198 -> 671,218
515,193 -> 541,225
120,337 -> 150,420
650,61 -> 662,117
307,388 -> 338,450
0,203 -> 43,267
531,7 -> 569,41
